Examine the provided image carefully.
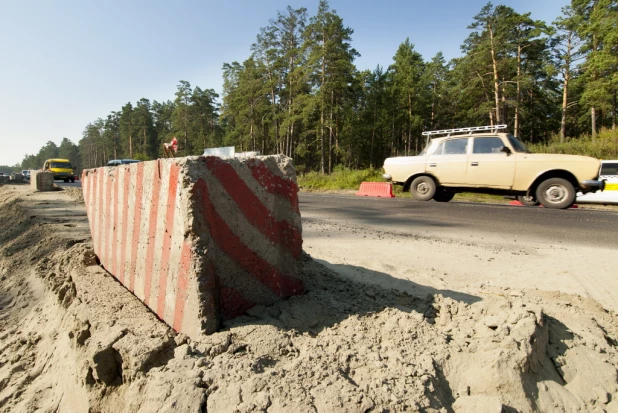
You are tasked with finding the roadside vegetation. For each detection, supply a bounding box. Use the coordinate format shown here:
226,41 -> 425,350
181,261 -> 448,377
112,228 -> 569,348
529,129 -> 618,160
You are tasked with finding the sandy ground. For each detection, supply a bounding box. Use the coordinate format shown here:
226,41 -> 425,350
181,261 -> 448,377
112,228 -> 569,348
1,183 -> 617,412
301,216 -> 618,314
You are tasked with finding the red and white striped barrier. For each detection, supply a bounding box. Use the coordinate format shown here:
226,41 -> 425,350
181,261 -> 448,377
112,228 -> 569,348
82,155 -> 303,339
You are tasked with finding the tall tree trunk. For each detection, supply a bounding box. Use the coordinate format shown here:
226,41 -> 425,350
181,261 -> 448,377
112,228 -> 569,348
561,74 -> 569,143
612,89 -> 616,130
591,33 -> 598,139
591,107 -> 597,139
488,22 -> 501,124
431,82 -> 436,128
370,105 -> 376,168
514,44 -> 522,137
560,34 -> 572,143
328,91 -> 334,174
320,31 -> 326,174
290,122 -> 295,159
407,93 -> 412,155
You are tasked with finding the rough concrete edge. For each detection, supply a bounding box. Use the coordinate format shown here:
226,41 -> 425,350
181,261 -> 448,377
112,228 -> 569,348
182,158 -> 222,336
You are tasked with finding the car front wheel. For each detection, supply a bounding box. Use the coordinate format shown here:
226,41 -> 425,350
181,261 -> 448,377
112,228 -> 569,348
410,176 -> 437,201
535,178 -> 575,209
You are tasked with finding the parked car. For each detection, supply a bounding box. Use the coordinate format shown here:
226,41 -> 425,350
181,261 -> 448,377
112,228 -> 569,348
382,125 -> 605,209
576,160 -> 618,205
107,159 -> 141,167
21,170 -> 31,180
43,158 -> 76,182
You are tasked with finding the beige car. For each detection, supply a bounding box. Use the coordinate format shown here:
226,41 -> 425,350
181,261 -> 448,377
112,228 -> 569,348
382,125 -> 605,209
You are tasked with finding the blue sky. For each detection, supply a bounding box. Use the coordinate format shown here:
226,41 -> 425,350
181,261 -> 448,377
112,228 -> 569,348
0,0 -> 568,166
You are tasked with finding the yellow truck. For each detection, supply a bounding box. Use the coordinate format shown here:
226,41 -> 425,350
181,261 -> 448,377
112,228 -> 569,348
43,158 -> 76,183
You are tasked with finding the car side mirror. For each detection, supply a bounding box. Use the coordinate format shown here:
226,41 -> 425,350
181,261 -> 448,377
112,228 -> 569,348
500,146 -> 512,155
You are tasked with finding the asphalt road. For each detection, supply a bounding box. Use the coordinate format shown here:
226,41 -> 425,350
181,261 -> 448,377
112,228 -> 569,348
299,192 -> 618,249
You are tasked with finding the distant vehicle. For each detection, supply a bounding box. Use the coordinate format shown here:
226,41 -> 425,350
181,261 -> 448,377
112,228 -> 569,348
382,125 -> 604,209
107,159 -> 141,167
43,158 -> 76,183
21,170 -> 31,180
577,160 -> 618,205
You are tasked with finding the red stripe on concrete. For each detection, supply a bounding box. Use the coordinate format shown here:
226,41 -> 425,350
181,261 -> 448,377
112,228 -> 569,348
90,172 -> 98,253
247,159 -> 300,213
118,167 -> 130,283
98,170 -> 104,263
219,286 -> 255,320
82,172 -> 90,220
144,160 -> 162,306
172,241 -> 192,332
111,169 -> 120,275
129,162 -> 145,293
156,163 -> 180,318
193,178 -> 304,297
200,157 -> 301,259
106,172 -> 113,269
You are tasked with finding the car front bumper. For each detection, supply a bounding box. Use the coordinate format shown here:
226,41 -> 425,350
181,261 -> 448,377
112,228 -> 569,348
580,179 -> 605,193
382,174 -> 392,181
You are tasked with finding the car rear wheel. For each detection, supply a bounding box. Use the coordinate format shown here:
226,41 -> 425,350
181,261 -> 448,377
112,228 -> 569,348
517,195 -> 540,206
434,188 -> 455,202
535,178 -> 575,209
410,176 -> 437,201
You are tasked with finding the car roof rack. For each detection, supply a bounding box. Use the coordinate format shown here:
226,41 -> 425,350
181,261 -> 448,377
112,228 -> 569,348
422,124 -> 507,138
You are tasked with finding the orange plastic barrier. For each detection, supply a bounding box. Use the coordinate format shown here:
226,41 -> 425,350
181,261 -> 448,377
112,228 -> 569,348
356,182 -> 395,198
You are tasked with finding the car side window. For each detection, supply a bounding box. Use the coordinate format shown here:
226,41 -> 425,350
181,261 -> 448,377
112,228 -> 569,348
433,138 -> 468,155
600,163 -> 618,176
473,137 -> 505,154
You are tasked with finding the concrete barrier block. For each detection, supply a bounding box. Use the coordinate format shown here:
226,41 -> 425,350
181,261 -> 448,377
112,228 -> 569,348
31,170 -> 54,191
82,156 -> 303,339
10,173 -> 24,182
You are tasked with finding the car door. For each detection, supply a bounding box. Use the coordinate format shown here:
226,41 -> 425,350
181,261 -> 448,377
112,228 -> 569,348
426,138 -> 469,184
466,136 -> 515,188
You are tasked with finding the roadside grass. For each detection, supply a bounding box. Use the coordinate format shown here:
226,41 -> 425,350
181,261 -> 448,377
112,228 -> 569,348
298,167 -> 384,190
528,128 -> 618,159
298,167 -> 509,203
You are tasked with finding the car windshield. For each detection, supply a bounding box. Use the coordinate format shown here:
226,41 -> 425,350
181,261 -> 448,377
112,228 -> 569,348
506,134 -> 529,153
51,162 -> 73,169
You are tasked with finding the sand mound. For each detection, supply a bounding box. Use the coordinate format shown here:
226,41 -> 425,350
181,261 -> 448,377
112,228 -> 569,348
0,185 -> 617,412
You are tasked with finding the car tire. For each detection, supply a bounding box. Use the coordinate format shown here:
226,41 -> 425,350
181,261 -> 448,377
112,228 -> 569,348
434,188 -> 455,202
63,178 -> 69,183
535,178 -> 576,209
410,176 -> 437,201
70,177 -> 75,183
517,195 -> 540,206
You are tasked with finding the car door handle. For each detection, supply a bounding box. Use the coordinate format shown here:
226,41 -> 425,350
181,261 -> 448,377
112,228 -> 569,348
471,162 -> 479,166
429,163 -> 437,167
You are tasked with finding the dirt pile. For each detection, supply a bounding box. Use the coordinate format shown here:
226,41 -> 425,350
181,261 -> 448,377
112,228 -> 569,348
1,184 -> 617,412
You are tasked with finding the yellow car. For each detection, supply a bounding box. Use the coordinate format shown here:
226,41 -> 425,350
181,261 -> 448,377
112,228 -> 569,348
43,158 -> 76,183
